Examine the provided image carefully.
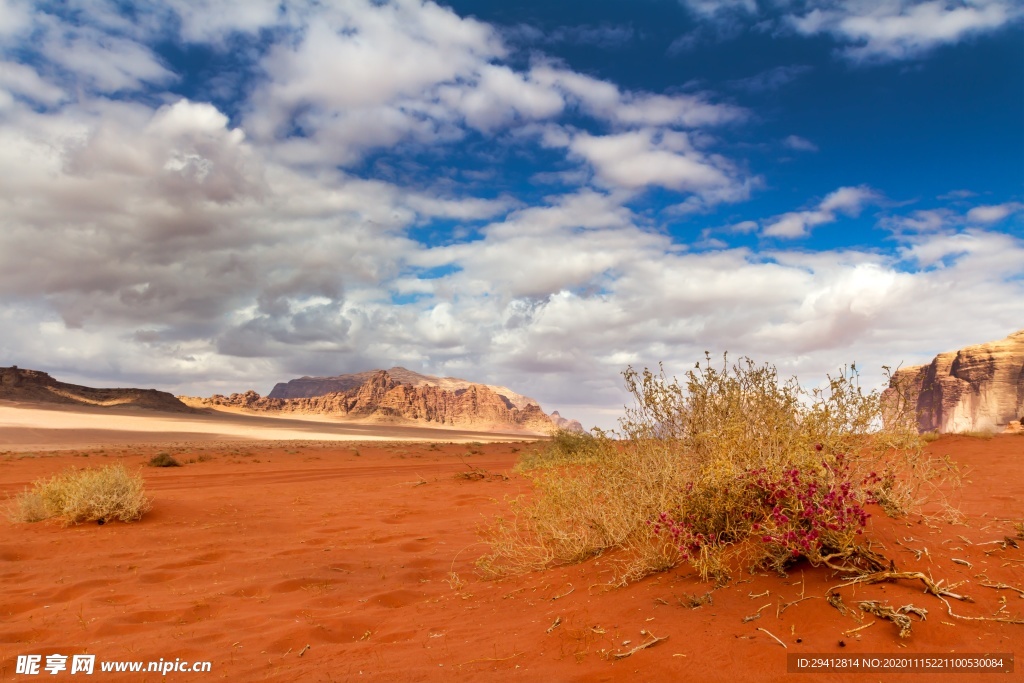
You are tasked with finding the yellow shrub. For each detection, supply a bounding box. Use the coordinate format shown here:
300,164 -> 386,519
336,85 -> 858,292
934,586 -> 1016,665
479,354 -> 955,584
9,463 -> 150,525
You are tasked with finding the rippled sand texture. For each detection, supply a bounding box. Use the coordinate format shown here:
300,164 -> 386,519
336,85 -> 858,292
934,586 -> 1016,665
0,435 -> 1021,682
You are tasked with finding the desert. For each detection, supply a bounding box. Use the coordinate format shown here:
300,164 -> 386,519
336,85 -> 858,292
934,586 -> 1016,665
0,432 -> 1021,682
2,1 -> 1023,681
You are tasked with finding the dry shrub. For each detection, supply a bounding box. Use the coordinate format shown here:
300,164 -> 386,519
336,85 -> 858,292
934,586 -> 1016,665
479,354 -> 956,583
148,452 -> 182,467
8,463 -> 150,526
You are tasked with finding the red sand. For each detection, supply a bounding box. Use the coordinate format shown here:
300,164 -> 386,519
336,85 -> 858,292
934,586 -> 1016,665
0,434 -> 1021,682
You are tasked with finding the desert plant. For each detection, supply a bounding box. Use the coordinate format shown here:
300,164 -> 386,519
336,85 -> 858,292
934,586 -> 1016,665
514,429 -> 604,471
148,452 -> 181,467
9,463 -> 150,526
479,354 -> 954,583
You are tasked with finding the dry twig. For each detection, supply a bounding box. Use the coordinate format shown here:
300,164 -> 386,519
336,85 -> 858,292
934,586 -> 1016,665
756,627 -> 786,648
610,633 -> 668,659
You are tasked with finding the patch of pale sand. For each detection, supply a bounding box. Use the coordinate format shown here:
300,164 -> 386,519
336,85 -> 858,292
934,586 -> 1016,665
0,401 -> 543,451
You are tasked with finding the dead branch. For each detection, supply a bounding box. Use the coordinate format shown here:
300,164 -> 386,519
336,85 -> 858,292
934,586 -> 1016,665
611,633 -> 668,659
756,627 -> 786,648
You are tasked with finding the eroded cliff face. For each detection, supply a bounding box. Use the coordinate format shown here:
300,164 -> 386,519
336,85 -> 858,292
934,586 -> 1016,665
184,370 -> 557,433
0,366 -> 193,412
883,330 -> 1024,434
267,366 -> 540,410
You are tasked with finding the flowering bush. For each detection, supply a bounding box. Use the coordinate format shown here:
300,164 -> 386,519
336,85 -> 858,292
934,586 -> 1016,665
479,354 -> 954,583
652,449 -> 889,574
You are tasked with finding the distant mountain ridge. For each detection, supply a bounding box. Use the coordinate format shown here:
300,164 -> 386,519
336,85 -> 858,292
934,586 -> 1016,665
269,366 -> 540,410
0,366 -> 192,412
187,369 -> 569,434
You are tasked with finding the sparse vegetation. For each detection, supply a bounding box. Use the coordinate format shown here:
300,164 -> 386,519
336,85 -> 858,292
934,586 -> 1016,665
7,463 -> 150,526
148,452 -> 182,467
957,429 -> 996,439
479,354 -> 956,584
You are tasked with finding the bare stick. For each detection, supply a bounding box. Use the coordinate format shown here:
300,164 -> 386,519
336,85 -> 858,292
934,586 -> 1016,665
778,596 -> 819,617
298,644 -> 310,657
757,627 -> 787,648
552,584 -> 574,600
980,581 -> 1024,598
611,633 -> 668,659
844,621 -> 876,636
458,652 -> 523,667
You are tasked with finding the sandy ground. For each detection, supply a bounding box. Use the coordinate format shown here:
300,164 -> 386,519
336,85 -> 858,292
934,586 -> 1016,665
0,401 -> 542,450
0,433 -> 1021,682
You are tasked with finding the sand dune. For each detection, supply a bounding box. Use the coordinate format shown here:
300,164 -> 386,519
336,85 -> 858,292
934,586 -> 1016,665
0,401 -> 542,451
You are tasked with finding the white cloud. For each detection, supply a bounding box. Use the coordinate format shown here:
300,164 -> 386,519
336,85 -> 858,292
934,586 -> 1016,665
0,0 -> 29,39
37,18 -> 176,92
966,202 -> 1023,224
567,129 -> 743,197
0,61 -> 65,105
763,185 -> 879,238
788,1 -> 1023,62
783,134 -> 818,152
532,64 -> 747,129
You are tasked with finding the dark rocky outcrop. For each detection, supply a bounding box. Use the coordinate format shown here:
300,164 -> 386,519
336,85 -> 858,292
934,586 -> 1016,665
0,366 -> 192,412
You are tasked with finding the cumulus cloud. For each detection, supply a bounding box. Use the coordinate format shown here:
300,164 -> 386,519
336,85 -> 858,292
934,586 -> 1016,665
0,0 -> 1021,431
567,129 -> 741,195
763,185 -> 879,238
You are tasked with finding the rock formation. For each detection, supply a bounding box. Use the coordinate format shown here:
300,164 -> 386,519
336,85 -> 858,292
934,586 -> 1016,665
185,370 -> 564,434
268,366 -> 540,410
0,366 -> 193,412
882,329 -> 1024,434
549,411 -> 584,433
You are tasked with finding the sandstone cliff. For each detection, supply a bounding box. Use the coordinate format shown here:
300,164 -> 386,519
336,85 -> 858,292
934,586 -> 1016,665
549,411 -> 584,433
0,366 -> 193,413
883,329 -> 1024,434
185,370 -> 559,434
268,366 -> 539,410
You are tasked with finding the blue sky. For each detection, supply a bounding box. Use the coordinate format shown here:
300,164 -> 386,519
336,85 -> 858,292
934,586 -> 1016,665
0,0 -> 1022,429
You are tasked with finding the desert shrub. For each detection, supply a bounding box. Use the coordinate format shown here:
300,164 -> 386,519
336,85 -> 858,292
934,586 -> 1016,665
8,463 -> 150,526
514,429 -> 605,471
479,354 -> 954,583
7,488 -> 49,523
148,452 -> 181,467
957,429 -> 995,439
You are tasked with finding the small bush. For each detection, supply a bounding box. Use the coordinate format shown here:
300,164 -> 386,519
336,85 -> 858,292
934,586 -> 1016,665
479,354 -> 955,583
148,452 -> 182,467
514,429 -> 604,471
8,463 -> 150,526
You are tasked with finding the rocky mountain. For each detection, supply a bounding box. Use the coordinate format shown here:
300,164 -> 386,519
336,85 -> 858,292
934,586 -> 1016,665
883,329 -> 1024,434
549,411 -> 584,433
0,366 -> 192,413
185,369 -> 561,434
268,366 -> 539,410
